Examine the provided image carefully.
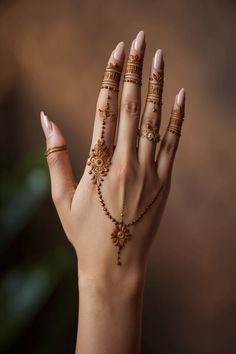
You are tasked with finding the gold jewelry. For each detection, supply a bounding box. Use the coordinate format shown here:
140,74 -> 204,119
123,54 -> 143,86
97,183 -> 163,265
146,70 -> 164,112
101,62 -> 122,92
167,106 -> 185,136
138,124 -> 161,143
44,145 -> 67,157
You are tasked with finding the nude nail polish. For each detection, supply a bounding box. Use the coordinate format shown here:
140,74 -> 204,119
177,88 -> 185,107
154,49 -> 163,70
134,30 -> 145,51
114,41 -> 125,61
40,111 -> 53,138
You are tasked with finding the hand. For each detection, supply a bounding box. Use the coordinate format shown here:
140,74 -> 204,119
40,31 -> 186,288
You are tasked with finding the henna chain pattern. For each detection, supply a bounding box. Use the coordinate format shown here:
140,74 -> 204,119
87,58 -> 164,266
101,62 -> 122,92
123,54 -> 143,86
97,183 -> 164,265
167,105 -> 185,136
87,94 -> 114,185
146,70 -> 164,113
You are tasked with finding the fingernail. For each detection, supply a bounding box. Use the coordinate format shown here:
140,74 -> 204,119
134,30 -> 145,51
154,49 -> 163,70
114,41 -> 125,61
40,111 -> 53,138
177,88 -> 185,107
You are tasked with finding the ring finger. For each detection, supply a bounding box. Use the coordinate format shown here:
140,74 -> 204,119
138,49 -> 164,167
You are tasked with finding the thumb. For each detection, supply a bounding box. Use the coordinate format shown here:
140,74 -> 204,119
40,111 -> 76,211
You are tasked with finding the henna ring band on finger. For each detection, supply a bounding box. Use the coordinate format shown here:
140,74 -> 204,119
167,106 -> 185,136
44,145 -> 68,158
101,62 -> 122,92
146,70 -> 164,112
123,54 -> 143,86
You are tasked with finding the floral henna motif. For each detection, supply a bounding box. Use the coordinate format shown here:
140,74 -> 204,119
110,222 -> 132,265
87,94 -> 114,185
111,222 -> 131,248
87,139 -> 112,185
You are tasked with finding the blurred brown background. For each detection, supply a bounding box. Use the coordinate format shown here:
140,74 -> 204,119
0,0 -> 236,353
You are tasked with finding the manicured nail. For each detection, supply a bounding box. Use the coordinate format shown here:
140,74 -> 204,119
177,88 -> 185,107
114,41 -> 125,61
134,30 -> 145,51
40,111 -> 53,138
154,49 -> 163,70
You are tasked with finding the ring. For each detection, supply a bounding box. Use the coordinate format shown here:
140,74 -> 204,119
138,128 -> 161,143
44,145 -> 67,158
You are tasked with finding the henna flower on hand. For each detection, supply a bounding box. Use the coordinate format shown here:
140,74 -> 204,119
87,139 -> 112,185
111,222 -> 131,249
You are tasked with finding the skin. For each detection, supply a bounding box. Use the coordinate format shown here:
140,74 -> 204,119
40,30 -> 186,354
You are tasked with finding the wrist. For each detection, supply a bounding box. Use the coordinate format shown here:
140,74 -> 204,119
76,266 -> 145,354
78,266 -> 146,302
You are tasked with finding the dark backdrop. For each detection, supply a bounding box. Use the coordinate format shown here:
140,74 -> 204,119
0,1 -> 236,353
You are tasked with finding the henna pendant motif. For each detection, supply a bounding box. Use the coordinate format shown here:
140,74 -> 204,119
111,222 -> 131,265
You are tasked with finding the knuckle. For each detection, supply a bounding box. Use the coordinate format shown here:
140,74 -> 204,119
117,164 -> 130,178
96,103 -> 117,123
161,138 -> 178,155
46,151 -> 66,167
114,160 -> 137,182
142,117 -> 159,130
122,100 -> 140,116
51,189 -> 64,206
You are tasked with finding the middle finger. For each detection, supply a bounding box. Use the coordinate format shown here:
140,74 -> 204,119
114,31 -> 146,162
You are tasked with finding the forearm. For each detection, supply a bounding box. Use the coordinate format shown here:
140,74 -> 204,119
75,271 -> 146,354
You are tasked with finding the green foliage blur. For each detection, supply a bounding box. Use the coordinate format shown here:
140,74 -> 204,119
0,148 -> 77,354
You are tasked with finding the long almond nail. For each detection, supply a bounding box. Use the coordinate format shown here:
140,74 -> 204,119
114,41 -> 125,61
134,30 -> 145,51
154,49 -> 163,70
40,111 -> 53,138
177,88 -> 185,107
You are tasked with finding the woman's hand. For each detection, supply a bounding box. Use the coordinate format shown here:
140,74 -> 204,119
40,30 -> 186,354
40,30 -> 185,286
